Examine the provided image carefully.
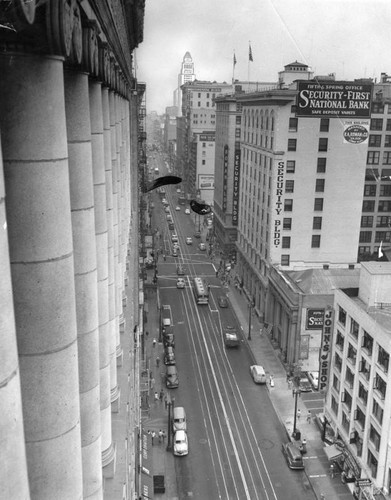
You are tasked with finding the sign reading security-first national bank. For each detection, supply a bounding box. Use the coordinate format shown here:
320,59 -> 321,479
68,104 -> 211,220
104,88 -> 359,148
296,81 -> 372,118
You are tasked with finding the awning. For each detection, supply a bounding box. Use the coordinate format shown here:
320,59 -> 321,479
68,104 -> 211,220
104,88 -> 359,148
140,471 -> 154,499
324,444 -> 344,461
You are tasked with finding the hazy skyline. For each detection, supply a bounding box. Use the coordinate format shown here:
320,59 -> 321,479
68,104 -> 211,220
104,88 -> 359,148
136,0 -> 391,114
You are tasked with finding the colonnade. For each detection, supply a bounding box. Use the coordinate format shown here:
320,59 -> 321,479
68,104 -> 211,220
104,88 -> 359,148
0,51 -> 137,499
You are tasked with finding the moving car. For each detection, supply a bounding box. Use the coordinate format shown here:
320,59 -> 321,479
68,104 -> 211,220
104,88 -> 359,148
198,242 -> 206,251
250,365 -> 267,384
173,430 -> 188,456
166,365 -> 179,388
175,206 -> 180,211
162,198 -> 168,205
282,442 -> 304,470
177,265 -> 185,276
194,231 -> 201,239
176,188 -> 181,193
185,208 -> 190,215
218,296 -> 228,308
172,248 -> 179,257
166,214 -> 172,222
173,407 -> 187,432
164,206 -> 170,213
171,234 -> 178,243
224,326 -> 240,347
299,373 -> 312,392
168,222 -> 175,230
185,237 -> 193,245
176,278 -> 185,289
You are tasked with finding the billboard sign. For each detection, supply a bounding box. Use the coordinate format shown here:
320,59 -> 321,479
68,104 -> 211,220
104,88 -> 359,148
296,81 -> 372,118
232,149 -> 240,225
343,119 -> 369,144
319,308 -> 334,391
306,309 -> 325,330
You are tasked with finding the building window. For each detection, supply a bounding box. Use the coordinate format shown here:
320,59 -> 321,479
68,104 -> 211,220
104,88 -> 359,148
284,199 -> 293,211
285,180 -> 294,193
377,346 -> 389,373
364,184 -> 376,196
314,198 -> 324,211
333,374 -> 340,392
365,168 -> 379,181
282,236 -> 291,248
387,119 -> 391,130
370,118 -> 383,131
335,352 -> 342,371
202,160 -> 206,165
320,118 -> 330,132
361,216 -> 373,227
311,235 -> 321,248
372,102 -> 385,114
338,306 -> 347,326
347,343 -> 357,365
380,185 -> 391,197
385,135 -> 391,147
378,200 -> 391,212
236,115 -> 241,124
367,451 -> 378,479
286,160 -> 296,173
362,200 -> 375,212
346,366 -> 355,387
367,151 -> 380,164
281,254 -> 290,266
372,399 -> 383,425
313,216 -> 322,230
374,373 -> 387,399
359,231 -> 372,243
317,158 -> 326,173
283,218 -> 292,230
336,330 -> 344,350
289,117 -> 298,131
287,138 -> 297,151
343,390 -> 352,411
369,426 -> 381,452
377,215 -> 391,227
355,406 -> 366,429
375,231 -> 391,243
315,179 -> 325,192
362,330 -> 373,355
318,138 -> 328,152
383,152 -> 391,165
369,135 -> 382,147
350,318 -> 359,339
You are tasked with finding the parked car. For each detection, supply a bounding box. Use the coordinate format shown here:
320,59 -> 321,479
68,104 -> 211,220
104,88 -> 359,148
307,371 -> 319,390
175,206 -> 180,211
166,365 -> 179,388
173,407 -> 187,432
164,206 -> 170,213
282,442 -> 304,470
186,237 -> 193,245
173,430 -> 188,456
171,234 -> 178,243
199,242 -> 206,251
224,326 -> 240,347
299,373 -> 312,392
172,248 -> 179,257
176,278 -> 185,289
185,208 -> 190,215
250,365 -> 267,384
218,296 -> 228,308
164,346 -> 175,365
177,265 -> 185,276
176,188 -> 181,193
168,222 -> 175,230
162,198 -> 167,204
163,332 -> 175,348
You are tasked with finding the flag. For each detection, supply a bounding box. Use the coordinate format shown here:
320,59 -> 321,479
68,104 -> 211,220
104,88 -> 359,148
249,44 -> 253,62
378,241 -> 384,259
233,53 -> 237,66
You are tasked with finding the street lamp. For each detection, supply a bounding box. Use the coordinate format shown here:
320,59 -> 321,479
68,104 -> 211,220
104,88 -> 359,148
248,297 -> 255,340
292,388 -> 302,440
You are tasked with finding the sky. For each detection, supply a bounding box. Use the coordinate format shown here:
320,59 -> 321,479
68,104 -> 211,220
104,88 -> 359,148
135,0 -> 391,115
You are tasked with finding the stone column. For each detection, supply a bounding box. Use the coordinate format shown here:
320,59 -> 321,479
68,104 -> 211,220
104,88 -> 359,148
109,90 -> 120,412
99,85 -> 117,476
0,53 -> 83,499
0,139 -> 31,500
64,69 -> 103,499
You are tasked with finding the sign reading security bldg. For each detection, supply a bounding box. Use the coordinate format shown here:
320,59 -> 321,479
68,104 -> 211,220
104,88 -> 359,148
296,81 -> 372,118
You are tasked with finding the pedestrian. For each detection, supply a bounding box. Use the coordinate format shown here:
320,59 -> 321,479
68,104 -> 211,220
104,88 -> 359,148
297,408 -> 301,421
288,378 -> 292,390
154,391 -> 159,402
158,429 -> 163,443
150,377 -> 155,389
145,330 -> 149,338
159,388 -> 164,401
269,375 -> 274,387
156,356 -> 160,367
306,410 -> 312,423
152,338 -> 157,348
151,431 -> 156,445
162,430 -> 166,443
163,253 -> 166,261
164,394 -> 168,409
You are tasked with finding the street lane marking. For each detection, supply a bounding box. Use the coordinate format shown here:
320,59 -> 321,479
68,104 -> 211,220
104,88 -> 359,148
309,474 -> 328,478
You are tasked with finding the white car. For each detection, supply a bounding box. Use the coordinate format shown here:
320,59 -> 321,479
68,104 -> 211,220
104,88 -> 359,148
176,278 -> 185,289
175,206 -> 180,211
199,242 -> 206,251
173,430 -> 188,456
185,208 -> 190,215
186,237 -> 193,245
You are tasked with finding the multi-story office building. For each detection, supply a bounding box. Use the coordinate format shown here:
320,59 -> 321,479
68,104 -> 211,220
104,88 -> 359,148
326,262 -> 391,495
359,75 -> 391,260
174,51 -> 196,115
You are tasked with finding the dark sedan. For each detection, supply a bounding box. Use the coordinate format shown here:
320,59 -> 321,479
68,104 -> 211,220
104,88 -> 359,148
218,296 -> 229,308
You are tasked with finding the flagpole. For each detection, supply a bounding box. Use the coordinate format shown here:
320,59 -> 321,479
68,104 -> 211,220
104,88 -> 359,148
232,51 -> 236,85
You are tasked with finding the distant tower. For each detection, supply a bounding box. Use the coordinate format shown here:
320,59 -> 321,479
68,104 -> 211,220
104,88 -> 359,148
175,51 -> 195,115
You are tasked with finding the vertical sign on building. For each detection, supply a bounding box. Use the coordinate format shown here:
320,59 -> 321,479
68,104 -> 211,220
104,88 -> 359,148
223,145 -> 229,211
273,160 -> 284,247
232,149 -> 240,225
319,308 -> 333,392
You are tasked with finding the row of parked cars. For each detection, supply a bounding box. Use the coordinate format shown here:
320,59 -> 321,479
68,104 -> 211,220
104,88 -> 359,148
172,406 -> 188,456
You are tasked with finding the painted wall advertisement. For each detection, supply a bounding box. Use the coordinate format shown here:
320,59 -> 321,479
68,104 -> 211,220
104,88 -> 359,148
198,174 -> 214,189
273,160 -> 284,247
232,149 -> 240,226
319,308 -> 334,392
296,81 -> 372,118
342,119 -> 369,144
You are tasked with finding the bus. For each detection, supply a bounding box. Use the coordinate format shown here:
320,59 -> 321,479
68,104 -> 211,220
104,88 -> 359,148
193,277 -> 209,305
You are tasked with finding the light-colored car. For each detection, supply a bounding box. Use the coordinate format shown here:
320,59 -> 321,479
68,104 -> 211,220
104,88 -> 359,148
164,206 -> 170,213
307,371 -> 319,390
299,373 -> 312,392
186,237 -> 193,245
171,234 -> 178,243
175,206 -> 180,211
176,278 -> 185,289
185,208 -> 190,215
164,346 -> 175,365
166,365 -> 179,388
173,407 -> 187,432
162,198 -> 167,205
176,188 -> 181,193
173,430 -> 188,456
176,265 -> 185,276
199,242 -> 206,251
250,365 -> 267,384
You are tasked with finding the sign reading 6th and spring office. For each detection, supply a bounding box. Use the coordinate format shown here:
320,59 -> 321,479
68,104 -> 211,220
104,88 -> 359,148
296,81 -> 372,118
